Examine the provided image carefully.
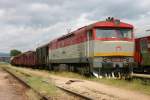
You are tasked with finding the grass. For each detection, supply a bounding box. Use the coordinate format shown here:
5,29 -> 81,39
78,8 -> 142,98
91,78 -> 150,95
49,71 -> 88,79
1,63 -> 150,95
27,76 -> 57,96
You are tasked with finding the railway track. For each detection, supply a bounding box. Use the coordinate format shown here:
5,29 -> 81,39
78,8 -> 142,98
3,67 -> 93,100
3,65 -> 149,100
2,68 -> 49,100
52,78 -> 119,100
56,85 -> 93,100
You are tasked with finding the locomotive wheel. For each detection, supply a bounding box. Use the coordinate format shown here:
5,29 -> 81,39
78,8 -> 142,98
76,64 -> 90,76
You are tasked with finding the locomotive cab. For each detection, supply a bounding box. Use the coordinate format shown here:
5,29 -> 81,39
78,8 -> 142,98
89,18 -> 135,78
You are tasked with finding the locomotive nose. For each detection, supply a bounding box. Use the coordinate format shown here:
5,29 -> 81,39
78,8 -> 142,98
94,41 -> 134,57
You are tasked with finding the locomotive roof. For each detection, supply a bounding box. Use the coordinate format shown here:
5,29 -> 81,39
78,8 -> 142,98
54,19 -> 133,41
92,20 -> 133,28
38,18 -> 133,48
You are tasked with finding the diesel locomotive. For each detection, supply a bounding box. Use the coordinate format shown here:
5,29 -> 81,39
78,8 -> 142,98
11,17 -> 135,78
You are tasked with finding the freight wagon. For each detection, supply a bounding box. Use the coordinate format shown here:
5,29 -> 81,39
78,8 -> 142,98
11,51 -> 37,67
134,35 -> 150,74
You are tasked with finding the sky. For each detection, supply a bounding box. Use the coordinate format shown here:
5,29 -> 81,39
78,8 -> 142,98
0,0 -> 150,53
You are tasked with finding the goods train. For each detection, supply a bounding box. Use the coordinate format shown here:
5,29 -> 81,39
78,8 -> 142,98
134,35 -> 150,74
11,17 -> 135,78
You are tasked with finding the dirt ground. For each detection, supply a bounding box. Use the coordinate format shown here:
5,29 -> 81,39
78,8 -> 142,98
0,68 -> 28,100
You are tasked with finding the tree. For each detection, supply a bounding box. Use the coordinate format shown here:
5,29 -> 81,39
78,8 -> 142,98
10,49 -> 22,57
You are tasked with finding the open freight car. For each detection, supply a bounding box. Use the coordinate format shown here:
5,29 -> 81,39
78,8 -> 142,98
48,17 -> 135,78
11,51 -> 37,68
11,53 -> 26,66
134,35 -> 150,74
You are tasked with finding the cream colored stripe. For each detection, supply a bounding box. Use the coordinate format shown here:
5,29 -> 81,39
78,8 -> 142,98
94,52 -> 134,57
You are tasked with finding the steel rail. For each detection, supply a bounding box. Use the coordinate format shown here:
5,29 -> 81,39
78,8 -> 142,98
56,85 -> 93,100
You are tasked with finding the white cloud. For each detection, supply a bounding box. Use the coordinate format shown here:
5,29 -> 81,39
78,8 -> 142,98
0,0 -> 150,53
30,3 -> 50,12
0,9 -> 5,17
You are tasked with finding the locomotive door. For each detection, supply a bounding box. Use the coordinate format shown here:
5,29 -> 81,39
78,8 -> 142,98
86,30 -> 93,58
45,45 -> 49,66
140,38 -> 150,66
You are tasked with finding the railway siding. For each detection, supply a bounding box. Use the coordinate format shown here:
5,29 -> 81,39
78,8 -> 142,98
3,68 -> 48,100
1,65 -> 91,100
2,64 -> 150,100
0,68 -> 28,100
55,83 -> 117,100
49,75 -> 150,100
0,67 -> 42,100
3,65 -> 117,100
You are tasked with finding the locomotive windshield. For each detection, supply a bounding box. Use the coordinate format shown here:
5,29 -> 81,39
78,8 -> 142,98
96,29 -> 132,39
